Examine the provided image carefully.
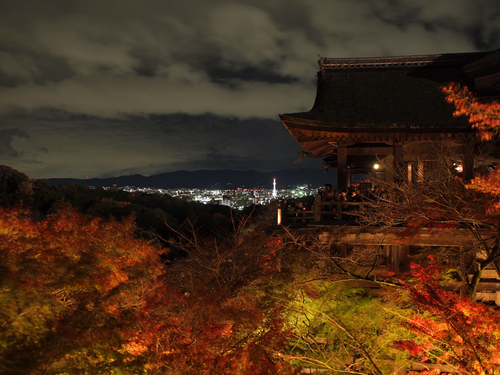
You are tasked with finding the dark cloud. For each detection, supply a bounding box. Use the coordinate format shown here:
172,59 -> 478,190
0,112 -> 316,178
0,128 -> 29,158
0,0 -> 498,178
19,159 -> 44,165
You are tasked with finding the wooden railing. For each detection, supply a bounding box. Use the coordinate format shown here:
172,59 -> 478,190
278,194 -> 365,225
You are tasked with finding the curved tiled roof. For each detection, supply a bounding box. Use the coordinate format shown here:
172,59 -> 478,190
281,51 -> 498,131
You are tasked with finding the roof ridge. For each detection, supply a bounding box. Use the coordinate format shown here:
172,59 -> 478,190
319,51 -> 490,71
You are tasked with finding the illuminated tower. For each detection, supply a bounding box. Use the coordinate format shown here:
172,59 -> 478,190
272,178 -> 277,198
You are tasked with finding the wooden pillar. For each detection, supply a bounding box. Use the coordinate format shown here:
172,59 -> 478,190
337,145 -> 348,192
314,194 -> 322,222
386,244 -> 408,273
417,159 -> 424,183
394,144 -> 403,164
339,243 -> 348,258
459,248 -> 466,299
384,155 -> 394,182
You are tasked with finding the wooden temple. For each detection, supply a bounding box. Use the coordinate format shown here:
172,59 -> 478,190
278,50 -> 500,310
279,49 -> 500,191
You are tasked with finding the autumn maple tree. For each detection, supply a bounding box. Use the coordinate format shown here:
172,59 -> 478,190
141,214 -> 296,374
443,82 -> 500,213
393,255 -> 500,375
442,82 -> 500,141
0,205 -> 165,374
0,203 -> 298,374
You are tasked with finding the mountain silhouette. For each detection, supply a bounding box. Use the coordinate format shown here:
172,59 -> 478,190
40,169 -> 337,190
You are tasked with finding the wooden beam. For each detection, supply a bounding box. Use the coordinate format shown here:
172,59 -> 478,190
317,227 -> 477,247
346,147 -> 395,155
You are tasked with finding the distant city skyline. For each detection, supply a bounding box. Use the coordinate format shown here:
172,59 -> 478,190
40,168 -> 336,191
93,180 -> 317,211
0,0 -> 499,179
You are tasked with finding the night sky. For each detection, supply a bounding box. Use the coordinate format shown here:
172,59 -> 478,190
1,0 -> 499,179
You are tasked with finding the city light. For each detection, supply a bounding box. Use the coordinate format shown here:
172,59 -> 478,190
112,183 -> 318,210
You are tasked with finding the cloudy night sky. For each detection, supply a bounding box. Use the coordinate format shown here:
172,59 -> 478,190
0,0 -> 499,179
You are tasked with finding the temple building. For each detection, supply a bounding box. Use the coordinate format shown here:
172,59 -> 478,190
279,49 -> 500,191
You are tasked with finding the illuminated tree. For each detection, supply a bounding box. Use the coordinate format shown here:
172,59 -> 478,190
393,256 -> 500,375
282,276 -> 412,375
0,205 -> 297,374
0,206 -> 164,374
442,82 -> 500,141
139,214 -> 297,374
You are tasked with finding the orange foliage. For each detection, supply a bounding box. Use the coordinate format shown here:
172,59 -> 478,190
127,286 -> 294,374
442,82 -> 500,216
442,82 -> 500,141
466,169 -> 500,216
0,206 -> 165,373
393,256 -> 500,375
0,206 -> 295,374
128,221 -> 295,374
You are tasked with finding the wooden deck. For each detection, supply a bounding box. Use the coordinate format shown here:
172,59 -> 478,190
279,196 -> 500,305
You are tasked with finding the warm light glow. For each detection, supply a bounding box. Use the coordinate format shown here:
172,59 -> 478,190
373,163 -> 380,170
455,164 -> 463,173
277,208 -> 282,225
